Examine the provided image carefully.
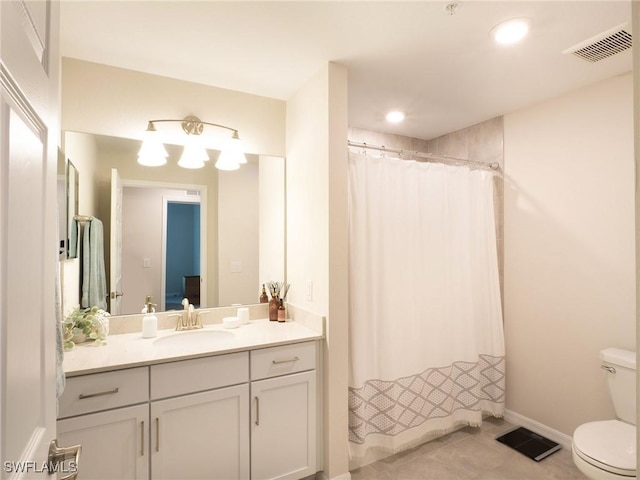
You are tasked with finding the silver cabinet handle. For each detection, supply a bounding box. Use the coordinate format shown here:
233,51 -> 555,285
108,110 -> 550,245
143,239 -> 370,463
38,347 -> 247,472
140,421 -> 145,456
155,417 -> 160,452
601,365 -> 616,374
272,356 -> 299,365
78,387 -> 119,399
255,397 -> 260,426
48,439 -> 81,480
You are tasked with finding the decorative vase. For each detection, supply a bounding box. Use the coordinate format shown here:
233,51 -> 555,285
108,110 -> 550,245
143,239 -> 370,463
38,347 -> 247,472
268,297 -> 279,321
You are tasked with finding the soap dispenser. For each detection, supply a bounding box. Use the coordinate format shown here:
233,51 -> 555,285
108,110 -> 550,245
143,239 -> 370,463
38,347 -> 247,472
141,296 -> 158,338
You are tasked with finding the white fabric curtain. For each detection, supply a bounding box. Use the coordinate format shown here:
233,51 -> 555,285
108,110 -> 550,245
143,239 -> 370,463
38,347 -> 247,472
348,151 -> 505,468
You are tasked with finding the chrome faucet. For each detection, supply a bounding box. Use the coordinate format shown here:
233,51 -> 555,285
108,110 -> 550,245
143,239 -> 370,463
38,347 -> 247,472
169,298 -> 203,331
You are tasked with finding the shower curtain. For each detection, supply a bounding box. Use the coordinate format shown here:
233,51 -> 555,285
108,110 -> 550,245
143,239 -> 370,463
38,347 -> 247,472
348,151 -> 505,468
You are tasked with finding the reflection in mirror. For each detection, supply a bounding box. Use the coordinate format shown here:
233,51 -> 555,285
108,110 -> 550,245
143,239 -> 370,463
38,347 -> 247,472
61,131 -> 285,318
57,149 -> 67,259
57,148 -> 80,260
66,160 -> 79,259
117,181 -> 207,315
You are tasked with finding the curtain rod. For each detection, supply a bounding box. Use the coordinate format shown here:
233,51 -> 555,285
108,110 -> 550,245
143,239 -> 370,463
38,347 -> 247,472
348,140 -> 500,170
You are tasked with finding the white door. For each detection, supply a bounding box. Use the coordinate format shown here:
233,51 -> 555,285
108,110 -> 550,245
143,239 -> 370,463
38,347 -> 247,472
0,1 -> 73,478
109,168 -> 123,314
151,385 -> 250,480
57,404 -> 149,480
251,371 -> 317,480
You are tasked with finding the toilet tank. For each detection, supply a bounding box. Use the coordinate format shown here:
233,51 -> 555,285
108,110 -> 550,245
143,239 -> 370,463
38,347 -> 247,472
600,348 -> 636,425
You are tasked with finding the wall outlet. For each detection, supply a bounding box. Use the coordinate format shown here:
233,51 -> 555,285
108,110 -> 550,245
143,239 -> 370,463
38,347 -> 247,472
231,261 -> 242,273
143,258 -> 151,268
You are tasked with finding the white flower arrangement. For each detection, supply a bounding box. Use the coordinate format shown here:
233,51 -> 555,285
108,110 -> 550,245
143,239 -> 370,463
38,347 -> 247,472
63,306 -> 110,350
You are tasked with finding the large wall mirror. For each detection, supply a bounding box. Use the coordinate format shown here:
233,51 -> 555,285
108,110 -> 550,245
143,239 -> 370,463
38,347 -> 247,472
62,131 -> 285,317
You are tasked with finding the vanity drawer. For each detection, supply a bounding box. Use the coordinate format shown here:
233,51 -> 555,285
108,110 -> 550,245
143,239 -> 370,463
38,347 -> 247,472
250,341 -> 317,381
59,367 -> 149,419
150,351 -> 248,400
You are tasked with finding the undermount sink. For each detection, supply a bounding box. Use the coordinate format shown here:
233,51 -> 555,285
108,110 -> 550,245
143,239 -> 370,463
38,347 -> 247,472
152,329 -> 234,348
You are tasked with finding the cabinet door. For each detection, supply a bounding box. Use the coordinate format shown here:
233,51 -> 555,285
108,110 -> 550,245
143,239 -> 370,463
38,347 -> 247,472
251,371 -> 317,480
151,384 -> 249,480
57,404 -> 149,480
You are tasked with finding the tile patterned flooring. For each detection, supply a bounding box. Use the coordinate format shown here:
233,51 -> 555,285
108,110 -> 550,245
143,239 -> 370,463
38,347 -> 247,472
349,418 -> 588,480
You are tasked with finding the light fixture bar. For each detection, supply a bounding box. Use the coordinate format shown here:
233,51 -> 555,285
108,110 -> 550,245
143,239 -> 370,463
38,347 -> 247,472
147,116 -> 239,137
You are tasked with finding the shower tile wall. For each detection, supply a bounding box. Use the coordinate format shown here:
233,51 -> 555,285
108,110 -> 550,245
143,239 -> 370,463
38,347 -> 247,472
348,117 -> 505,294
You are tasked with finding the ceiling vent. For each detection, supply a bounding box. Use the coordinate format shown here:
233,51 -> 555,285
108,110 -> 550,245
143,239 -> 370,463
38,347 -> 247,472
563,23 -> 632,63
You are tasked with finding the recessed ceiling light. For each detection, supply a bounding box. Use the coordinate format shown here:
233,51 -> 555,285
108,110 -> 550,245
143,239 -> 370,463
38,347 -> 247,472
491,18 -> 529,46
386,111 -> 405,123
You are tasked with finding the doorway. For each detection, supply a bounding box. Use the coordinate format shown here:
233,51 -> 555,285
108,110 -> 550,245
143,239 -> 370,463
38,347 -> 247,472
163,199 -> 201,310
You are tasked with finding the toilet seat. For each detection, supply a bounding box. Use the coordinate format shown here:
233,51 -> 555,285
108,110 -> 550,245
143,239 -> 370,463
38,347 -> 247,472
573,420 -> 636,477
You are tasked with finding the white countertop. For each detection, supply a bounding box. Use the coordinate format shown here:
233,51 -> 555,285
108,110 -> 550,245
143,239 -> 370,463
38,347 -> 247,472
63,319 -> 323,377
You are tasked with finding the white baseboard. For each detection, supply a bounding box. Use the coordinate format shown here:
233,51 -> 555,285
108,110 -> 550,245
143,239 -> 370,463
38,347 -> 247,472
503,409 -> 573,449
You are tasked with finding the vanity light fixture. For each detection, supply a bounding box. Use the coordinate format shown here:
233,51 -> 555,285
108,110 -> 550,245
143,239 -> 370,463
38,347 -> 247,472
490,18 -> 530,46
137,123 -> 168,167
215,131 -> 247,171
137,115 -> 247,170
178,133 -> 208,169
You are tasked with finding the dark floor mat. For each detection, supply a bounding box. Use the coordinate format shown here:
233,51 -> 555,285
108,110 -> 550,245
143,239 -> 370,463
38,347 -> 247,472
496,426 -> 562,462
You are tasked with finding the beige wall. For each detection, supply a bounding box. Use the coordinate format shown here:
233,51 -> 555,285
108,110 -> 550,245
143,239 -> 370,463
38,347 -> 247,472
218,160 -> 259,305
504,73 -> 635,437
258,155 -> 286,286
286,62 -> 349,479
65,133 -> 100,217
327,62 -> 350,480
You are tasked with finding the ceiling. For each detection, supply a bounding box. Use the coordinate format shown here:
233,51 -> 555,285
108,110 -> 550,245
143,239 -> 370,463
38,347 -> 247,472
59,1 -> 633,141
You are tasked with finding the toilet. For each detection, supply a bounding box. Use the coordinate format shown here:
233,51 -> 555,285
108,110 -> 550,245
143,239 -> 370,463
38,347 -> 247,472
572,348 -> 637,479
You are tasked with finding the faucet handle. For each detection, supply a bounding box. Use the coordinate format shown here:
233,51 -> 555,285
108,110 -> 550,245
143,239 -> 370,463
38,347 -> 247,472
168,313 -> 186,331
194,310 -> 209,329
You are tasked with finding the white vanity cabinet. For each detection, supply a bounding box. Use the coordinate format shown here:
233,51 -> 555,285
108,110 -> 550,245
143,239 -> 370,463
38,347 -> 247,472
58,337 -> 320,480
57,367 -> 150,480
57,354 -> 251,480
250,342 -> 317,480
149,353 -> 250,480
